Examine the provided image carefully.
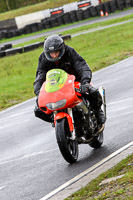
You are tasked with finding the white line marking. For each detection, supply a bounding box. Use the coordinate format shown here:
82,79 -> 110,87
0,119 -> 30,130
108,110 -> 133,119
0,185 -> 6,190
108,97 -> 133,105
5,110 -> 31,118
0,97 -> 35,115
0,148 -> 58,166
40,141 -> 133,200
72,19 -> 133,38
21,148 -> 58,159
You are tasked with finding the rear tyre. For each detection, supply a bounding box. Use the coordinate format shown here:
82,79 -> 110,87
56,118 -> 78,163
89,131 -> 103,148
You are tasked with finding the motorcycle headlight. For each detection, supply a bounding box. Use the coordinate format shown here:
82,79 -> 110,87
46,99 -> 66,110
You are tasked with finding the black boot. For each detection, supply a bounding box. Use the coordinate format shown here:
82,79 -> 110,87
34,106 -> 54,123
94,108 -> 106,124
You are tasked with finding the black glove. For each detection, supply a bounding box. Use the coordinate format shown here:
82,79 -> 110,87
80,83 -> 90,94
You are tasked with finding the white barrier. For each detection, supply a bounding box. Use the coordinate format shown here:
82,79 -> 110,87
15,0 -> 100,29
63,2 -> 78,12
16,11 -> 44,29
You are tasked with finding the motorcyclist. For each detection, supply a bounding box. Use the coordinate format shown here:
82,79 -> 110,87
34,34 -> 106,124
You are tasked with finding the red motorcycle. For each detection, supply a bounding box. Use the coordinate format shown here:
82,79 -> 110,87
38,69 -> 106,163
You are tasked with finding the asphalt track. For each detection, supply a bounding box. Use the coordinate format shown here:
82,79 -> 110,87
0,9 -> 133,200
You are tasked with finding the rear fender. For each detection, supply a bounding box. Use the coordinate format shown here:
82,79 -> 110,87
54,112 -> 74,132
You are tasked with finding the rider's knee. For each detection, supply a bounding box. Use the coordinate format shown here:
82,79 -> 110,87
89,87 -> 103,109
34,106 -> 41,117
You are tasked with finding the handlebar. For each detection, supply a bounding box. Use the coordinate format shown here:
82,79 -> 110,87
75,88 -> 81,93
75,87 -> 89,95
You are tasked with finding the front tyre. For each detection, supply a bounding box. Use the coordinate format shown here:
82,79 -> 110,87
56,118 -> 78,163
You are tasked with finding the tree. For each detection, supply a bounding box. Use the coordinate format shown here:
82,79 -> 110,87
5,0 -> 11,11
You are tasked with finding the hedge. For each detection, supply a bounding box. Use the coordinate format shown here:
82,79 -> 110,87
0,0 -> 47,12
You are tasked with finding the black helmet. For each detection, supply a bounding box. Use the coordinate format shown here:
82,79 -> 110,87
44,34 -> 65,62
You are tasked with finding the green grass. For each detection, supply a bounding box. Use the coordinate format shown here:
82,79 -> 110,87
66,20 -> 133,71
0,18 -> 133,110
65,154 -> 133,200
0,50 -> 40,109
0,0 -> 76,21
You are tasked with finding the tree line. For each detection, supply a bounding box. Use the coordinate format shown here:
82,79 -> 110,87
0,0 -> 46,13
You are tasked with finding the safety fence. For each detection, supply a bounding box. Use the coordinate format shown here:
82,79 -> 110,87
0,0 -> 133,40
0,34 -> 71,58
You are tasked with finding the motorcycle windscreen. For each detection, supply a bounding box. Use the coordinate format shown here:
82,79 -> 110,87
45,69 -> 68,93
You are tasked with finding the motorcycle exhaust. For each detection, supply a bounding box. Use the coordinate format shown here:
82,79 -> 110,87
78,124 -> 105,144
97,124 -> 105,134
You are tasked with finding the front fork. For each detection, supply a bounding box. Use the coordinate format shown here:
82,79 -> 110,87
68,108 -> 76,140
54,109 -> 76,140
99,86 -> 107,120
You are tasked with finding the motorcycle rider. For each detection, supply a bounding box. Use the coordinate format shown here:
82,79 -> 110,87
34,34 -> 106,124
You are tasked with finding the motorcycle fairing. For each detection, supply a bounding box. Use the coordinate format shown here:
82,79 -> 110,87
38,71 -> 82,114
45,69 -> 68,93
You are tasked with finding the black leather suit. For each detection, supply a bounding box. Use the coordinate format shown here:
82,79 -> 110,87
34,45 -> 102,122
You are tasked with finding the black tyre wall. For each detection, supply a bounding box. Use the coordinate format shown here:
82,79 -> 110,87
0,44 -> 12,51
31,23 -> 39,32
12,30 -> 21,37
0,51 -> 6,58
0,31 -> 8,39
83,8 -> 91,19
23,25 -> 32,34
50,17 -> 59,27
56,15 -> 64,25
62,13 -> 72,24
76,10 -> 84,21
89,6 -> 98,17
38,22 -> 44,31
95,4 -> 104,16
109,0 -> 117,13
23,43 -> 41,52
103,1 -> 111,13
69,10 -> 78,22
125,0 -> 133,7
6,31 -> 13,38
115,0 -> 125,10
5,47 -> 23,56
4,44 -> 12,49
43,18 -> 53,29
0,18 -> 17,31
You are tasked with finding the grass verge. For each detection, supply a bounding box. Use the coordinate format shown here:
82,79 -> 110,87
0,18 -> 133,110
65,153 -> 133,200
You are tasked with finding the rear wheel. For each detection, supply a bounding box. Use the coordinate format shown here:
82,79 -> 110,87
89,131 -> 103,148
56,118 -> 78,163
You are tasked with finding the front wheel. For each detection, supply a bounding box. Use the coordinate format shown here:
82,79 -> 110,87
56,118 -> 78,163
89,131 -> 103,148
